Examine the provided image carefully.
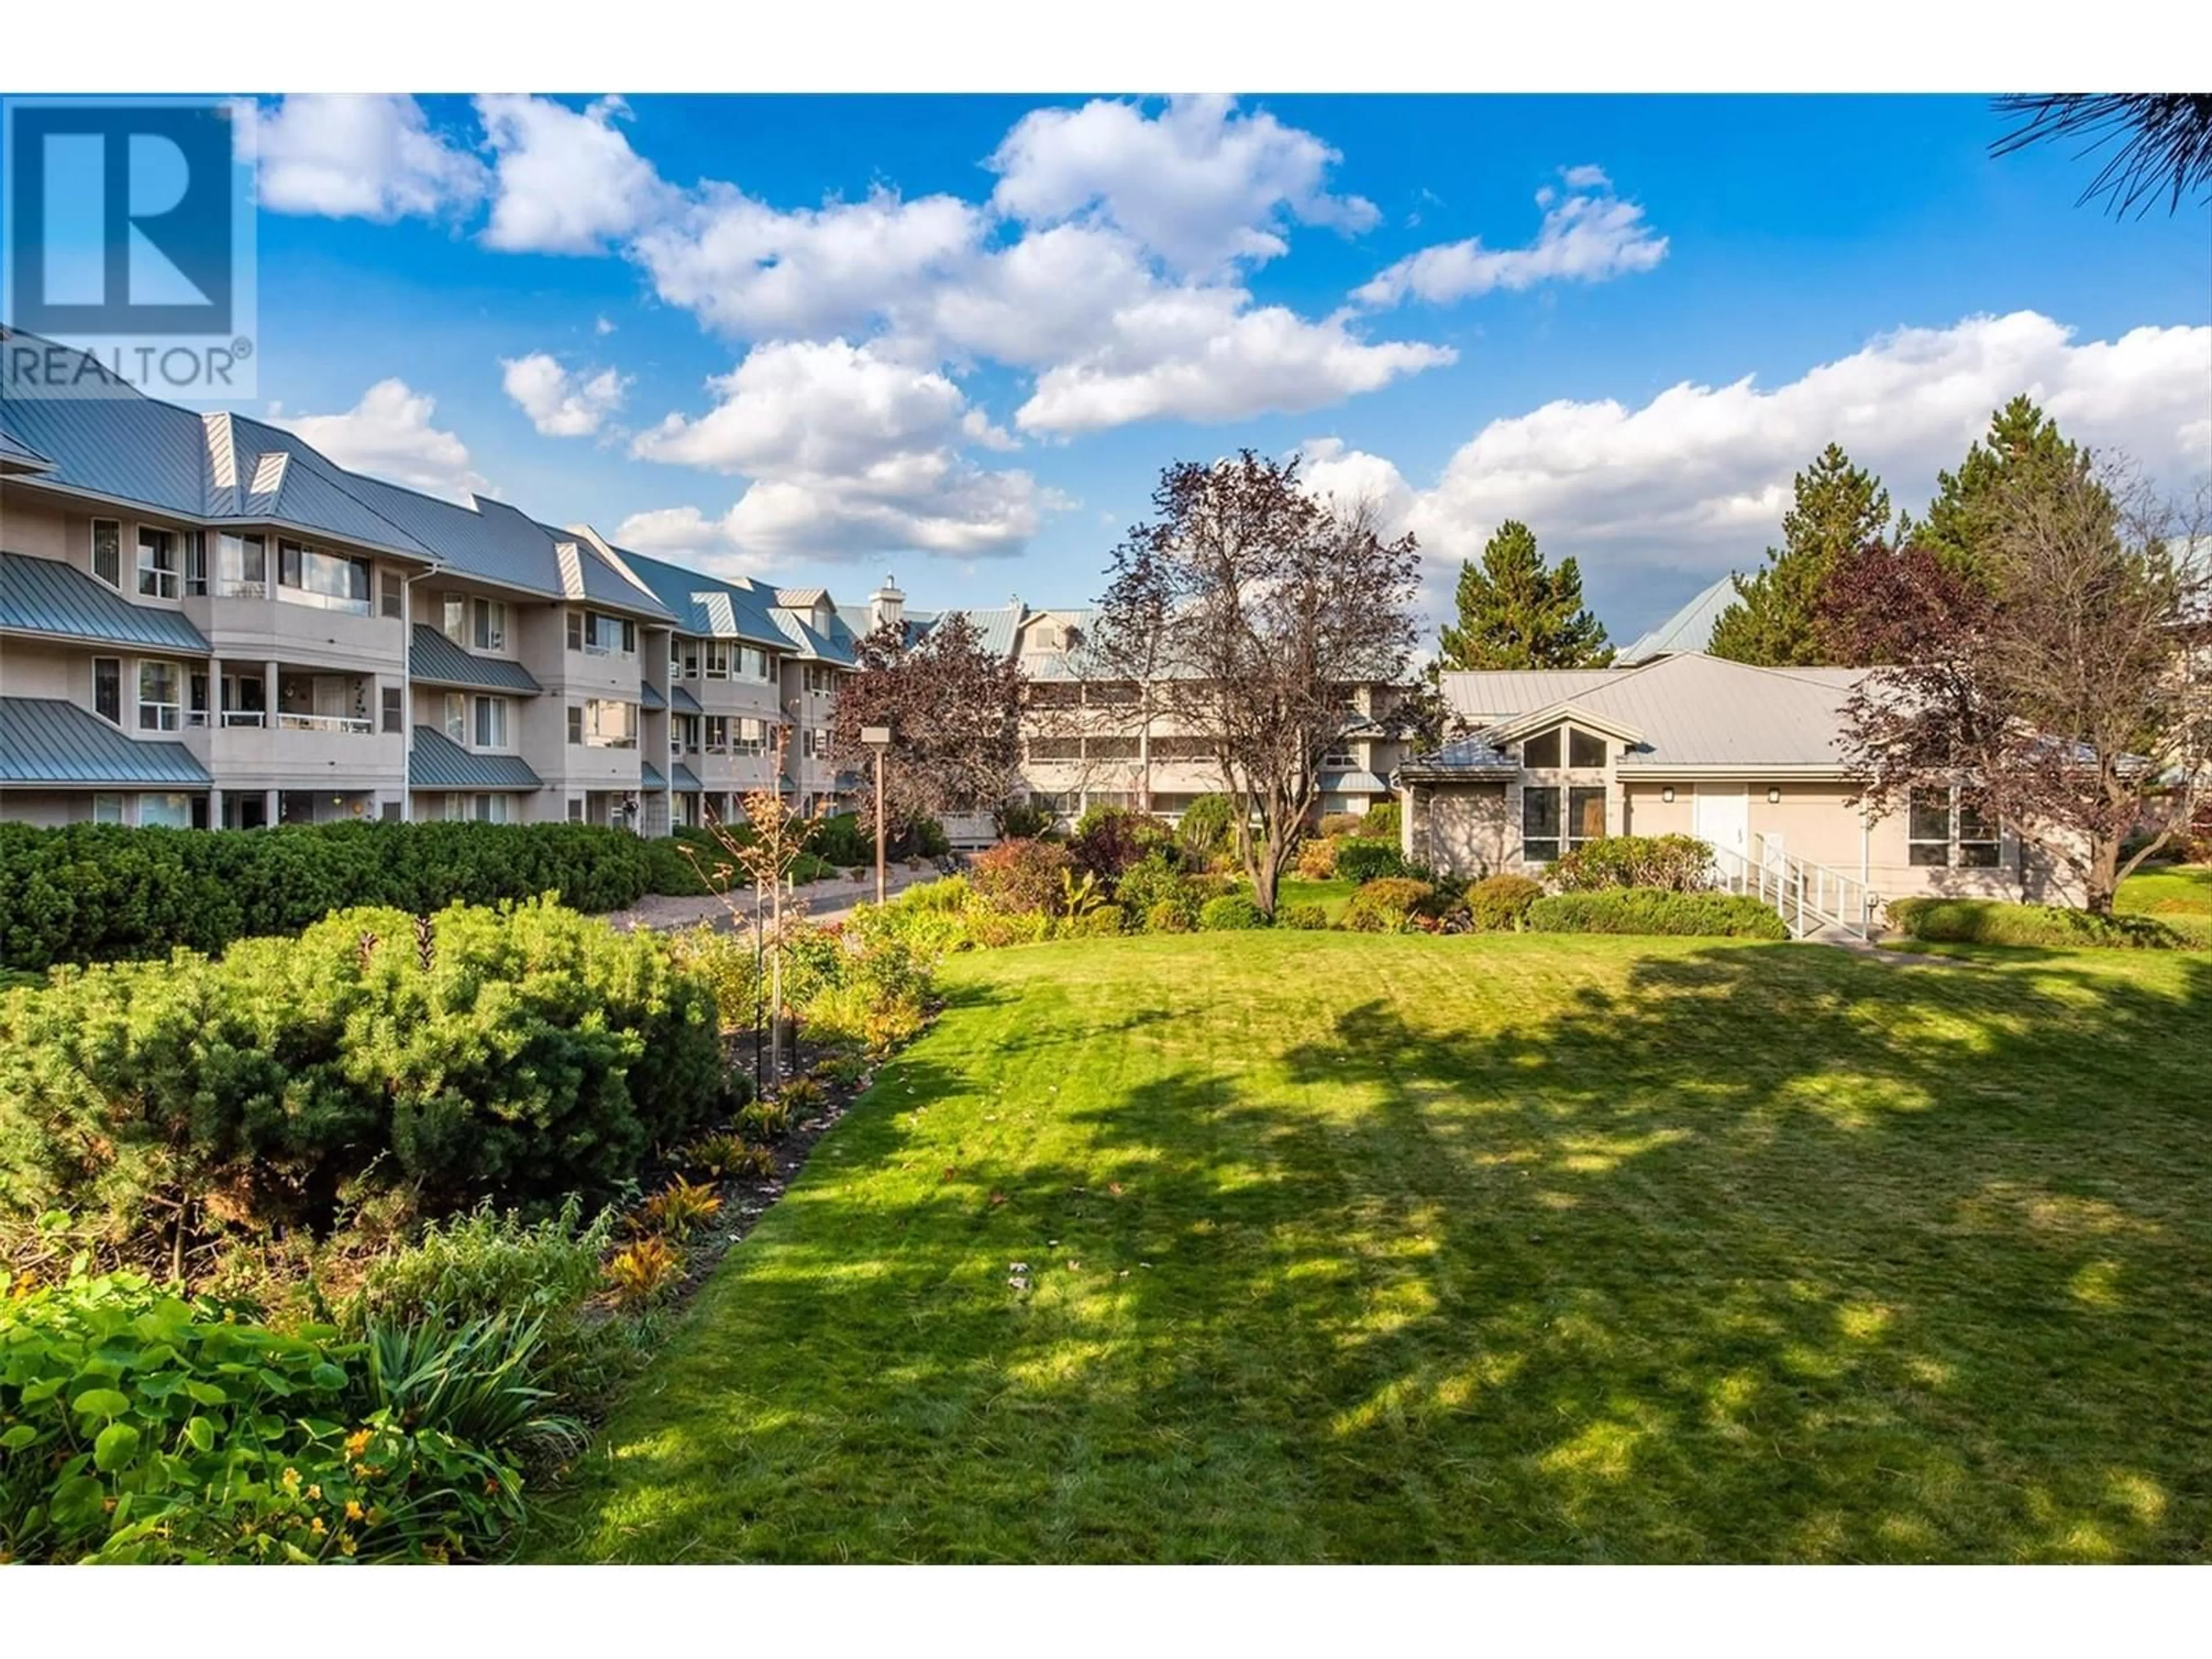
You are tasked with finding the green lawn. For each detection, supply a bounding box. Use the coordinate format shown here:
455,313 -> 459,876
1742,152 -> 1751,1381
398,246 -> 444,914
1277,876 -> 1358,919
532,933 -> 2212,1563
2118,863 -> 2212,917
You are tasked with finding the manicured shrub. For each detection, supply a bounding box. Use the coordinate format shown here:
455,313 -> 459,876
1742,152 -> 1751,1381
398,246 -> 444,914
1145,900 -> 1192,934
1467,874 -> 1545,931
1199,893 -> 1272,931
1070,806 -> 1175,882
1546,834 -> 1713,893
0,1270 -> 532,1563
1277,902 -> 1331,931
1059,906 -> 1128,938
1885,897 -> 2211,950
0,898 -> 728,1256
1344,878 -> 1435,933
808,813 -> 873,868
1361,800 -> 1402,844
1334,839 -> 1407,884
1318,813 -> 1366,839
1525,888 -> 1789,939
1113,852 -> 1202,929
969,838 -> 1075,915
1295,838 -> 1339,879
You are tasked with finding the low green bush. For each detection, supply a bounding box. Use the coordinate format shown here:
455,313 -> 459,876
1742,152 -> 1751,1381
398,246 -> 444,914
1361,800 -> 1402,844
1885,897 -> 2212,950
1176,794 -> 1237,862
1199,893 -> 1272,931
969,839 -> 1075,915
1146,900 -> 1192,934
0,897 -> 728,1257
1277,902 -> 1331,930
1059,906 -> 1128,938
1344,878 -> 1435,933
1545,834 -> 1713,893
1467,873 -> 1544,931
0,820 -> 655,972
1318,812 -> 1366,839
1334,839 -> 1407,884
0,1269 -> 531,1563
1525,888 -> 1789,939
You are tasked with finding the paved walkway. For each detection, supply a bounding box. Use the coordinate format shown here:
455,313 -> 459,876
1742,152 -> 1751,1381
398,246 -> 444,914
603,861 -> 945,935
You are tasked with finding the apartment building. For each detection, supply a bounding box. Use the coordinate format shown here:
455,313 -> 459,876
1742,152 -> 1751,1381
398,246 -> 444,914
0,335 -> 854,832
842,584 -> 1414,826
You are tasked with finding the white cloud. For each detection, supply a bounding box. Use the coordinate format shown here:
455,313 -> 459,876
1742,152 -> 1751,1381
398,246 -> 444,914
250,94 -> 485,221
630,339 -> 1059,561
612,505 -> 777,582
1300,312 -> 2212,631
500,352 -> 628,437
476,94 -> 675,253
271,380 -> 489,503
594,315 -> 617,336
987,94 -> 1377,275
1355,172 -> 1668,308
632,185 -> 982,338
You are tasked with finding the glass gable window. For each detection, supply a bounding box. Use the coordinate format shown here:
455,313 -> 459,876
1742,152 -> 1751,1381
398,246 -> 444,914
277,542 -> 372,614
1521,727 -> 1563,768
1567,728 -> 1608,769
91,520 -> 122,588
1522,786 -> 1562,863
138,661 -> 182,732
137,528 -> 179,599
216,534 -> 267,597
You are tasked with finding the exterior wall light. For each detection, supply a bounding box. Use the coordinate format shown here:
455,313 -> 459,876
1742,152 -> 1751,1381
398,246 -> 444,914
1661,786 -> 1675,804
1767,786 -> 1782,804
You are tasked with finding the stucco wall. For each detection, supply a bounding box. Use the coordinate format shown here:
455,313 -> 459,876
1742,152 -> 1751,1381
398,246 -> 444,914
1405,781 -> 1514,877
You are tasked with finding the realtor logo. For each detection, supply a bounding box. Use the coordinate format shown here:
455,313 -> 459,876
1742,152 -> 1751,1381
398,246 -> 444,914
2,96 -> 257,399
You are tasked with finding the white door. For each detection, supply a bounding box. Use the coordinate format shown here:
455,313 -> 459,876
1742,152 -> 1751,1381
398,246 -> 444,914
1693,787 -> 1749,867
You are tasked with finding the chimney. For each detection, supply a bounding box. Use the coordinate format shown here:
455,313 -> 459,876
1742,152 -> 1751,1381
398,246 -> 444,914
869,573 -> 905,634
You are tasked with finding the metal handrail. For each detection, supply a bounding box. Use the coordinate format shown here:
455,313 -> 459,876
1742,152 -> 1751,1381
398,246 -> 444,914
1710,836 -> 1877,940
275,712 -> 374,735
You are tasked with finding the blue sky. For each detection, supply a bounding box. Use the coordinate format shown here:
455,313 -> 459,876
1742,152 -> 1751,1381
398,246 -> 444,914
232,93 -> 2210,641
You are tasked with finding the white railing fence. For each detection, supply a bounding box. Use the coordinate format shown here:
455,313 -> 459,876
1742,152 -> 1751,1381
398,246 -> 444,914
1709,834 -> 1878,940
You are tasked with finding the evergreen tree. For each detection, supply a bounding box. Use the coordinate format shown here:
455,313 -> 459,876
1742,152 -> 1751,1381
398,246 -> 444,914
1916,396 -> 2094,582
1708,442 -> 1892,666
1436,521 -> 1612,670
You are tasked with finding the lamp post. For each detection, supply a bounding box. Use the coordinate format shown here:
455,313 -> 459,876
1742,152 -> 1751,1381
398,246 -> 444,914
861,725 -> 892,906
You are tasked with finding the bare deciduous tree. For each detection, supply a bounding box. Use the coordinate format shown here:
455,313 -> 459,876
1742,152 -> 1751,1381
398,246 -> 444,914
1093,451 -> 1422,915
1839,455 -> 2208,913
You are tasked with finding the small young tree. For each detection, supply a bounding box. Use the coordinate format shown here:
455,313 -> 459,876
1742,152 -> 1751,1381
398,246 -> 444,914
1093,451 -> 1422,916
682,727 -> 827,1085
1838,456 -> 2207,914
1436,520 -> 1612,669
832,611 -> 1025,846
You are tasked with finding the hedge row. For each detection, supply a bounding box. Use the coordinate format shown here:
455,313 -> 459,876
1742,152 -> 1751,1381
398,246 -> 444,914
0,897 -> 728,1250
0,821 -> 654,971
1885,897 -> 2212,950
1525,888 -> 1790,940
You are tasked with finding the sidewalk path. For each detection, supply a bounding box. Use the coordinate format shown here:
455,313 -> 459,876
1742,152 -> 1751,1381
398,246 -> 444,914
601,861 -> 946,935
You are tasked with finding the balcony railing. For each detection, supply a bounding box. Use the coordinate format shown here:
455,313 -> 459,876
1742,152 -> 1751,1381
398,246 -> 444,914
219,710 -> 267,728
275,712 -> 374,735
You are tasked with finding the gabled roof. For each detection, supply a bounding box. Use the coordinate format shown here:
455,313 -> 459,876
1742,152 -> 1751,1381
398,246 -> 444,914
1618,572 -> 1740,664
0,424 -> 52,473
0,552 -> 210,653
1397,733 -> 1518,782
1488,699 -> 1645,746
1442,668 -> 1633,724
616,547 -> 787,646
407,728 -> 542,791
408,625 -> 542,695
768,603 -> 859,666
0,697 -> 210,787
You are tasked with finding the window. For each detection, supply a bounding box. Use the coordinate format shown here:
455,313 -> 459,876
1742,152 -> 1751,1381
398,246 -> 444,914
380,571 -> 403,620
1568,786 -> 1607,849
1957,793 -> 2001,868
216,533 -> 267,597
139,793 -> 191,829
1321,747 -> 1358,770
734,717 -> 767,756
578,699 -> 636,749
381,685 -> 404,736
1086,736 -> 1139,760
91,520 -> 122,588
471,793 -> 512,825
675,715 -> 699,754
442,793 -> 470,823
93,793 -> 126,825
703,642 -> 732,680
569,611 -> 636,656
380,801 -> 402,823
1029,737 -> 1083,762
1908,787 -> 1953,867
188,671 -> 210,728
138,660 -> 181,732
1151,735 -> 1213,762
442,593 -> 468,645
566,797 -> 584,823
805,664 -> 835,694
1087,681 -> 1139,706
137,528 -> 179,598
743,646 -> 771,681
93,657 -> 121,724
472,599 -> 507,652
443,693 -> 467,743
220,673 -> 266,727
276,542 -> 372,613
1521,727 -> 1563,769
1522,786 -> 1562,863
704,716 -> 730,755
671,637 -> 685,676
183,533 -> 207,597
474,696 -> 509,749
1567,728 -> 1608,770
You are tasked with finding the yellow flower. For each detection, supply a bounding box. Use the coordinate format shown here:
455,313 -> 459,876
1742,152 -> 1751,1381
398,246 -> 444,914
281,1467 -> 301,1491
345,1500 -> 365,1521
344,1429 -> 373,1457
310,1517 -> 325,1535
305,1483 -> 321,1501
340,1536 -> 357,1558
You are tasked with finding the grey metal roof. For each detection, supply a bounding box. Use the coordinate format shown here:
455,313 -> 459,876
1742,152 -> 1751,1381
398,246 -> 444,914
640,682 -> 666,711
1317,768 -> 1388,793
641,760 -> 666,789
1441,668 -> 1634,724
617,547 -> 787,645
407,728 -> 544,791
0,423 -> 52,472
768,605 -> 858,666
408,624 -> 543,695
1,552 -> 210,653
671,763 -> 702,791
0,696 -> 210,786
1618,572 -> 1740,664
0,338 -> 212,516
671,685 -> 704,714
1397,733 -> 1517,781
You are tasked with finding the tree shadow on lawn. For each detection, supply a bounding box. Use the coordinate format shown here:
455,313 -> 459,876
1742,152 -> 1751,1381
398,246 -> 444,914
537,941 -> 2212,1564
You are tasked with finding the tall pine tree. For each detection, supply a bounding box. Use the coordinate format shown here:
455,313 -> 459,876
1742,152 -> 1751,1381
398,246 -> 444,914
1915,396 -> 2094,583
1708,442 -> 1893,666
1436,521 -> 1612,670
